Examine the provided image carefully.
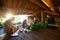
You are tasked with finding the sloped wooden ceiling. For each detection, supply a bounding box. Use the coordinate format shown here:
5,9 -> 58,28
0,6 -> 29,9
0,0 -> 52,14
0,0 -> 60,16
51,0 -> 60,13
41,0 -> 60,16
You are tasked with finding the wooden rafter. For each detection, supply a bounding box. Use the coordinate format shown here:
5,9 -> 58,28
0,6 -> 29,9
28,0 -> 51,12
13,0 -> 17,8
8,0 -> 12,8
42,0 -> 60,16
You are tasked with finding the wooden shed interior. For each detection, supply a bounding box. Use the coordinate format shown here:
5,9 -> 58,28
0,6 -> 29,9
0,0 -> 60,40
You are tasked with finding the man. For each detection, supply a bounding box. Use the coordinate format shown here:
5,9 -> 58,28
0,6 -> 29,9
47,15 -> 55,24
3,17 -> 20,40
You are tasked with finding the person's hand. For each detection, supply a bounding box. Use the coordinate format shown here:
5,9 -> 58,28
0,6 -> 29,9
13,27 -> 18,33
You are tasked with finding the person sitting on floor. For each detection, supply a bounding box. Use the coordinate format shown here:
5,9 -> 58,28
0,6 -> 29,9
3,17 -> 20,40
22,19 -> 27,28
27,16 -> 39,32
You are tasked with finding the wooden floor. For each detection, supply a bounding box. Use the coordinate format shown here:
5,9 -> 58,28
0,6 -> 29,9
3,27 -> 60,40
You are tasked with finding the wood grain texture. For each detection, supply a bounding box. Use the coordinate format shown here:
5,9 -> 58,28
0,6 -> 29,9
3,27 -> 60,40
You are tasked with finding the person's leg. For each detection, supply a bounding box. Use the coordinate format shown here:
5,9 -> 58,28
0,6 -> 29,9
10,29 -> 20,36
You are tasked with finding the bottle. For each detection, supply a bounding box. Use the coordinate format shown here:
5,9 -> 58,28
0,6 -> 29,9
30,27 -> 32,32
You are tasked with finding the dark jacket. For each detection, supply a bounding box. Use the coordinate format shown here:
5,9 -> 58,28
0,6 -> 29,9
47,17 -> 55,24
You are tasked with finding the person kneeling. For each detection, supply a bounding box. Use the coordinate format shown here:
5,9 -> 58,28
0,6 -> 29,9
3,17 -> 20,37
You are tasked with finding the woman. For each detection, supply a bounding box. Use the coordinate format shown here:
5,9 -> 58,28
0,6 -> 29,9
27,16 -> 39,31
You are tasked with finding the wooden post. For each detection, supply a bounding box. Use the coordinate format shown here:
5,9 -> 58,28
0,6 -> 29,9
41,11 -> 43,22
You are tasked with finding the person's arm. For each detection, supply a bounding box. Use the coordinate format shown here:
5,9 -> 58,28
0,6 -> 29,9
5,21 -> 18,34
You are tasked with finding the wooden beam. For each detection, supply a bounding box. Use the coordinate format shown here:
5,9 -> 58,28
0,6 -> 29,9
8,0 -> 12,8
42,0 -> 60,16
26,0 -> 46,13
17,0 -> 22,9
17,0 -> 45,13
1,0 -> 8,7
28,0 -> 51,11
13,0 -> 17,8
41,11 -> 43,22
42,0 -> 55,12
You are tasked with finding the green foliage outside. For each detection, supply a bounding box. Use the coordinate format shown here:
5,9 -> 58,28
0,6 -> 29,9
0,17 -> 4,25
0,17 -> 21,25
